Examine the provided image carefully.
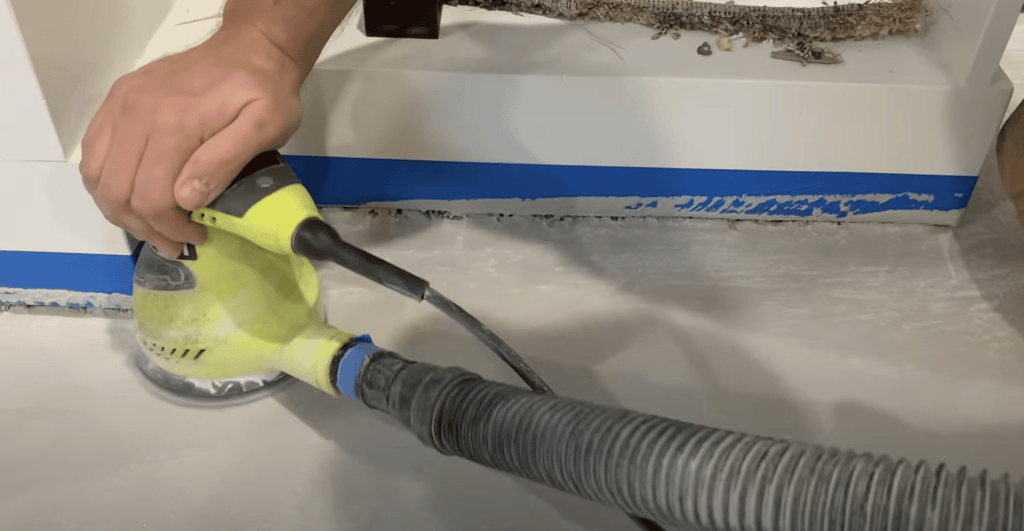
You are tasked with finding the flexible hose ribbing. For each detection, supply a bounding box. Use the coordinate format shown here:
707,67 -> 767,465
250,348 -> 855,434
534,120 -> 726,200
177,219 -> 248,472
436,380 -> 1024,530
356,352 -> 1024,531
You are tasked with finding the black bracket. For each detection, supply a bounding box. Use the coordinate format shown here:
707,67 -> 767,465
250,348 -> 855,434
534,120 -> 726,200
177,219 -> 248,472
363,0 -> 443,39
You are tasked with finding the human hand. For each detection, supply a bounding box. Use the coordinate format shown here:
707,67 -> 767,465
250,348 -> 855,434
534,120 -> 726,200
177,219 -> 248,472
80,26 -> 305,258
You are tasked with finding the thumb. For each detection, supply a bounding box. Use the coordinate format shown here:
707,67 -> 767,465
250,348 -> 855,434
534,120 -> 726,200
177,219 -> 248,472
174,105 -> 291,212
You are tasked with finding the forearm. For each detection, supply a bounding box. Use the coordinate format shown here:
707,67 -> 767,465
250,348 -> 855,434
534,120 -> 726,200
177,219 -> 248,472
218,0 -> 355,79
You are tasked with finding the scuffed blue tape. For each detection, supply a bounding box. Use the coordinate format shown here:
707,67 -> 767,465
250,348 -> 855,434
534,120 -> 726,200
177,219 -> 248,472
283,154 -> 978,215
336,336 -> 377,401
672,193 -> 953,218
0,251 -> 134,295
0,299 -> 97,308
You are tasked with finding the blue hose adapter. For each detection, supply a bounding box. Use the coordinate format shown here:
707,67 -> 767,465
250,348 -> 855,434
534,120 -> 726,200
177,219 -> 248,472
333,335 -> 378,401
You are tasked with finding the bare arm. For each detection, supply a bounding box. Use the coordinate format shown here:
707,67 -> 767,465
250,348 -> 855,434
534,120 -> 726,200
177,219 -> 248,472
80,0 -> 356,259
219,0 -> 356,80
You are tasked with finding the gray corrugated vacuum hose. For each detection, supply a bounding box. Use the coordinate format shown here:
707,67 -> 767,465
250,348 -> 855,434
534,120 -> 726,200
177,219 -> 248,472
346,348 -> 1024,531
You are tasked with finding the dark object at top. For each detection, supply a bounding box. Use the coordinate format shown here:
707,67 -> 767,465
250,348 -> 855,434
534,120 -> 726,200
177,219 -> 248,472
363,0 -> 442,39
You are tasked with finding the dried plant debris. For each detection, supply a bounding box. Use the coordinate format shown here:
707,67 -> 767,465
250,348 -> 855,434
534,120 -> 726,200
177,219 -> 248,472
770,41 -> 843,65
446,0 -> 930,44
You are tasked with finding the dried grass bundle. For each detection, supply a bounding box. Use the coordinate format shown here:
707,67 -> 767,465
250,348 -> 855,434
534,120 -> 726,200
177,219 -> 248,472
444,0 -> 931,44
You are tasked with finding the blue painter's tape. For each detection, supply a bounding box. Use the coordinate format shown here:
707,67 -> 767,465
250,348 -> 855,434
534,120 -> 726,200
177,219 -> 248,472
336,337 -> 378,401
0,251 -> 134,295
283,155 -> 978,216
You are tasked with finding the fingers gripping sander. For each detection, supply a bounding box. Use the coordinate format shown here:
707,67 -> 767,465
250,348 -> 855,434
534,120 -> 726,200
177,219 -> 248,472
132,151 -> 549,402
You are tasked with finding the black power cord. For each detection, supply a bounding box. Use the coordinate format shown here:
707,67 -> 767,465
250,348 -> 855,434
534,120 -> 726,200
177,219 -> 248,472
292,216 -> 666,531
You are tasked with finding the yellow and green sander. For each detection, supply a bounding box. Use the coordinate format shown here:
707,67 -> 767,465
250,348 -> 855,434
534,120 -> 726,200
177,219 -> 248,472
130,151 -> 1024,531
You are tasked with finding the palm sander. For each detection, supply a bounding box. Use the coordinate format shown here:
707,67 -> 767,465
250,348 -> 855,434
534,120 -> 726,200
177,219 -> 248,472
131,150 -> 549,403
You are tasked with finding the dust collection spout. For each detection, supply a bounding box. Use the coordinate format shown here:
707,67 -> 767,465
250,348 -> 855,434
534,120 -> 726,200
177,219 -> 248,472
131,150 -> 1023,531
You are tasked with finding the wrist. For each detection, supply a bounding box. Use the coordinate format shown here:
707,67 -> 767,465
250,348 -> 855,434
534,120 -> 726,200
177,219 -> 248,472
205,23 -> 307,89
216,0 -> 354,80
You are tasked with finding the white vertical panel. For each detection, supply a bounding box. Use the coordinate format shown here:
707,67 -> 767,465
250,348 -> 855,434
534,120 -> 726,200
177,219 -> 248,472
0,0 -> 65,162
